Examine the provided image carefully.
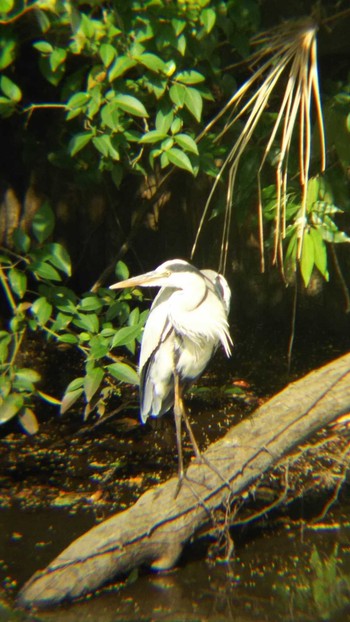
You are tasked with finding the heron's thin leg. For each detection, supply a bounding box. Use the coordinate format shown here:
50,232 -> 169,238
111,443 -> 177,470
174,372 -> 185,495
182,402 -> 233,492
181,407 -> 202,459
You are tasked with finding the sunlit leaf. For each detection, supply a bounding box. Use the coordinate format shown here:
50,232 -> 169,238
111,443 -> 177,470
169,83 -> 186,107
19,408 -> 39,435
184,87 -> 203,122
108,56 -> 136,81
31,261 -> 61,282
33,41 -> 54,54
112,324 -> 142,348
114,260 -> 129,281
114,94 -> 148,118
107,362 -> 139,385
174,133 -> 198,154
200,7 -> 216,33
139,130 -> 167,144
100,43 -> 116,68
80,295 -> 103,312
155,108 -> 174,134
60,387 -> 84,414
84,366 -> 104,403
300,230 -> 315,288
8,268 -> 27,299
174,70 -> 205,85
32,202 -> 55,243
0,75 -> 22,102
72,312 -> 99,333
31,296 -> 53,325
0,393 -> 24,424
46,243 -> 72,276
69,131 -> 94,156
12,228 -> 30,253
310,227 -> 328,280
167,148 -> 194,173
137,53 -> 166,73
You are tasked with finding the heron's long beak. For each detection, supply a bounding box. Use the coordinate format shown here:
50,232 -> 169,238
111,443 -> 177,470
110,269 -> 169,290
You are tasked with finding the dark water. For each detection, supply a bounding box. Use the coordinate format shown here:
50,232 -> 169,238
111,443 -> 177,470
1,334 -> 350,621
1,499 -> 350,621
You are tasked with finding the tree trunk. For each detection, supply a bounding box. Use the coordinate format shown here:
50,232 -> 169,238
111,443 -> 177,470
17,352 -> 350,609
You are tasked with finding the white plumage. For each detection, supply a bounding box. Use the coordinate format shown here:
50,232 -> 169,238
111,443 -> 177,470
110,259 -> 232,483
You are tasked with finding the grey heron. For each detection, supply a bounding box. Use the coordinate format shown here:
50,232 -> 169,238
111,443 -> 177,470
110,259 -> 232,486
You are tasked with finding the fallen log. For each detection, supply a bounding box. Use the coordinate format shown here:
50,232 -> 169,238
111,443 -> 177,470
17,352 -> 350,609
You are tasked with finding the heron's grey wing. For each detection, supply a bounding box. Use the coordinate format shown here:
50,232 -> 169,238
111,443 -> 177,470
139,287 -> 175,422
201,269 -> 231,314
138,287 -> 175,371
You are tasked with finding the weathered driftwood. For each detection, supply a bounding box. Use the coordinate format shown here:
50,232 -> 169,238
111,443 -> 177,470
17,352 -> 350,609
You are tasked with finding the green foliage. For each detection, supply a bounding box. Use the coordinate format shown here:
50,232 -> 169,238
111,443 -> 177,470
284,545 -> 350,620
0,207 -> 146,433
0,0 -> 258,185
283,175 -> 350,288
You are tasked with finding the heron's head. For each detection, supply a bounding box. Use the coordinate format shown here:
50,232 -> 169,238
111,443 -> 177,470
110,259 -> 199,291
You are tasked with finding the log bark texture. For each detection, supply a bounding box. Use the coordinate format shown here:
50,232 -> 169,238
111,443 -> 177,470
18,352 -> 350,609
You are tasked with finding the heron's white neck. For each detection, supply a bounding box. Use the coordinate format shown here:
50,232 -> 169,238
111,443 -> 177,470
170,272 -> 207,312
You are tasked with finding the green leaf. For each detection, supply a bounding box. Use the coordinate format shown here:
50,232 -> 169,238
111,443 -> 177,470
0,332 -> 11,364
108,56 -> 136,81
112,324 -> 142,348
0,39 -> 16,71
101,102 -> 120,130
115,260 -> 129,281
114,94 -> 148,118
52,312 -> 72,332
107,362 -> 139,385
100,43 -> 116,68
31,261 -> 61,282
169,83 -> 186,107
46,243 -> 72,276
33,41 -> 54,54
49,48 -> 66,72
184,87 -> 203,122
174,70 -> 205,85
139,130 -> 167,144
155,108 -> 174,134
15,368 -> 41,384
200,7 -> 216,33
72,312 -> 99,333
174,133 -> 198,154
0,393 -> 24,424
19,408 -> 39,435
65,377 -> 84,392
310,227 -> 328,280
67,91 -> 90,110
8,268 -> 27,299
89,335 -> 109,359
12,228 -> 30,253
57,333 -> 78,344
84,366 -> 104,403
80,295 -> 103,312
0,75 -> 21,102
69,131 -> 94,156
167,148 -> 194,173
92,134 -> 120,160
137,53 -> 167,73
31,296 -> 53,325
300,230 -> 315,288
60,387 -> 84,414
32,202 -> 55,243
